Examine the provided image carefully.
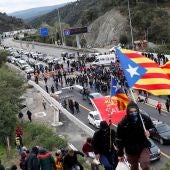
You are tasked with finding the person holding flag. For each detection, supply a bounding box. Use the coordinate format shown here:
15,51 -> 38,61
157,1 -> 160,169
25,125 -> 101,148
115,48 -> 157,170
116,101 -> 156,170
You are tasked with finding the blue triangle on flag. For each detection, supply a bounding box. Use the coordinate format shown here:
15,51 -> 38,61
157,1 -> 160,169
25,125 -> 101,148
115,49 -> 147,88
111,78 -> 123,96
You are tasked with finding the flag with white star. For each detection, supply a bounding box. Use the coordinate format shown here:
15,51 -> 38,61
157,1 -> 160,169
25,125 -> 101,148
111,77 -> 123,96
116,49 -> 147,88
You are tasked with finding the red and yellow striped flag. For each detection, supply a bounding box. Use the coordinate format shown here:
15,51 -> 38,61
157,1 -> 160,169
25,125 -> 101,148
161,61 -> 170,79
112,93 -> 129,110
121,49 -> 170,96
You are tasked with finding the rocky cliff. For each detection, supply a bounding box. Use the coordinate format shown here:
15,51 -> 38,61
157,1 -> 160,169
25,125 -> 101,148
84,9 -> 127,48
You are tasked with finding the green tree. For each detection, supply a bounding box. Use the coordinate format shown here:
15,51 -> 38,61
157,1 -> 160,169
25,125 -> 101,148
0,50 -> 9,67
0,65 -> 25,154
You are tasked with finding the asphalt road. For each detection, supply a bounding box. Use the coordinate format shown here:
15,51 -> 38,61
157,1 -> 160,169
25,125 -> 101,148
3,38 -> 170,169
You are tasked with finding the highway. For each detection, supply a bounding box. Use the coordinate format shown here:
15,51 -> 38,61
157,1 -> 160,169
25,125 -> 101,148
3,38 -> 170,169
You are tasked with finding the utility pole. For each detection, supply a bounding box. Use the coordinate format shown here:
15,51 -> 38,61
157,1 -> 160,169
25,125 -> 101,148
57,9 -> 65,46
128,0 -> 134,50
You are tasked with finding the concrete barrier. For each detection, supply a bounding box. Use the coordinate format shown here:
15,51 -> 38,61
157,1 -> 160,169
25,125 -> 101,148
28,80 -> 95,137
14,40 -> 97,53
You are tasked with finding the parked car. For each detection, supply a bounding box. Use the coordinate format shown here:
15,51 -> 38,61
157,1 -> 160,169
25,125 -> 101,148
151,121 -> 170,144
87,92 -> 103,104
7,56 -> 14,63
88,111 -> 102,128
25,66 -> 34,74
17,60 -> 29,70
149,138 -> 161,161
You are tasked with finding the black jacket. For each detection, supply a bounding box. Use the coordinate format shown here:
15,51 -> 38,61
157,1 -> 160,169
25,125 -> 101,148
26,152 -> 40,170
116,113 -> 155,156
92,128 -> 116,154
63,151 -> 84,169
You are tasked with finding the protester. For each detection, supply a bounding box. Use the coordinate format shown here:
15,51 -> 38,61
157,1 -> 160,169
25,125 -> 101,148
42,99 -> 46,110
18,112 -> 24,122
116,101 -> 156,170
19,147 -> 30,170
55,150 -> 63,170
0,160 -> 5,170
82,138 -> 99,170
165,99 -> 170,112
37,148 -> 55,170
27,110 -> 32,122
92,121 -> 118,170
82,137 -> 93,156
74,101 -> 80,113
63,149 -> 84,170
26,146 -> 40,170
10,165 -> 17,170
156,101 -> 162,115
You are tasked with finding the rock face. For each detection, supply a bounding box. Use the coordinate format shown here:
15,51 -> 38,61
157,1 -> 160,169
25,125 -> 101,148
84,9 -> 127,48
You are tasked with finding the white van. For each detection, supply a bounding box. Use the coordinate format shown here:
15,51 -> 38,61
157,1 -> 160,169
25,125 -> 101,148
92,53 -> 116,66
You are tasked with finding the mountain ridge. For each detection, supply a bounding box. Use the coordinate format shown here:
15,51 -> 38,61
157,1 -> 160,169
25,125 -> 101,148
9,3 -> 67,21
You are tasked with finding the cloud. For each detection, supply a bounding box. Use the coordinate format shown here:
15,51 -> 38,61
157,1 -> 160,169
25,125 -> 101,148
0,0 -> 76,13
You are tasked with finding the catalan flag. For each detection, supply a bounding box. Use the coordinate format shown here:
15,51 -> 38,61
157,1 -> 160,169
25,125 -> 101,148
116,48 -> 170,96
161,61 -> 170,79
110,77 -> 129,110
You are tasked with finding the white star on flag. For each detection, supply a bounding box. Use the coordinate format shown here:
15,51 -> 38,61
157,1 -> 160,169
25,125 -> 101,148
126,64 -> 140,78
113,83 -> 121,92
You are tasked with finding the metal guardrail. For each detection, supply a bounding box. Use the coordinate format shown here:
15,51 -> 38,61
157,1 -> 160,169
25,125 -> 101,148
14,40 -> 97,53
28,80 -> 95,137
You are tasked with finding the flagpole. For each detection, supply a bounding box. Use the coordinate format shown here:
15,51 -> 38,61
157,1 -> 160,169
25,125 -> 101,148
129,88 -> 146,131
109,76 -> 113,152
109,76 -> 113,125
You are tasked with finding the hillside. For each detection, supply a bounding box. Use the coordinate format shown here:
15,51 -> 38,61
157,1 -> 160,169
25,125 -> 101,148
9,3 -> 66,21
0,12 -> 29,34
30,0 -> 170,47
84,9 -> 127,48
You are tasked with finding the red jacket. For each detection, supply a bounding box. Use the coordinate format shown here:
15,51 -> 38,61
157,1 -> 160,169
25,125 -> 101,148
82,142 -> 93,156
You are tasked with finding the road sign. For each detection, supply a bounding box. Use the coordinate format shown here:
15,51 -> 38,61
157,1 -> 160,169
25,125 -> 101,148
64,27 -> 88,36
64,30 -> 71,36
39,27 -> 49,37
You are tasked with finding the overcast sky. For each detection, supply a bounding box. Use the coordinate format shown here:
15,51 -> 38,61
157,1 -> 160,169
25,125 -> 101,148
0,0 -> 76,14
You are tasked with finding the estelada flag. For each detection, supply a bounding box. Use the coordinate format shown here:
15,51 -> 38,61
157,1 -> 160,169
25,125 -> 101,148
110,77 -> 129,110
91,96 -> 126,125
161,61 -> 170,79
116,48 -> 170,96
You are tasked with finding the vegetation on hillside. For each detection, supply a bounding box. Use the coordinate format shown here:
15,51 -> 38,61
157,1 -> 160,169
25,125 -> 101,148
30,0 -> 170,46
0,50 -> 25,154
0,12 -> 29,34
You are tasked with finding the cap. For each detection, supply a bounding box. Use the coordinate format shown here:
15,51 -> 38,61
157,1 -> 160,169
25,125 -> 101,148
126,101 -> 139,114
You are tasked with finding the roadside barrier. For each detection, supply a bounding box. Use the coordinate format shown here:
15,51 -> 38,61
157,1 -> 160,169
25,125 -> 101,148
28,80 -> 95,137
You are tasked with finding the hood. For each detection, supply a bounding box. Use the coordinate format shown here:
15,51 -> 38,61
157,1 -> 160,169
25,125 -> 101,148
126,101 -> 139,115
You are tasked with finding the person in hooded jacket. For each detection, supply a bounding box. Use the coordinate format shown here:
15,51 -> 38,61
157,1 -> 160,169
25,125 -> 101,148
26,146 -> 40,170
116,101 -> 156,170
37,148 -> 55,170
92,121 -> 118,170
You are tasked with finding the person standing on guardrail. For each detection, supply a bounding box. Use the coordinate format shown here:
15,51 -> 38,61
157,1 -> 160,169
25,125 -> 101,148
92,121 -> 118,170
116,101 -> 156,170
156,101 -> 162,115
